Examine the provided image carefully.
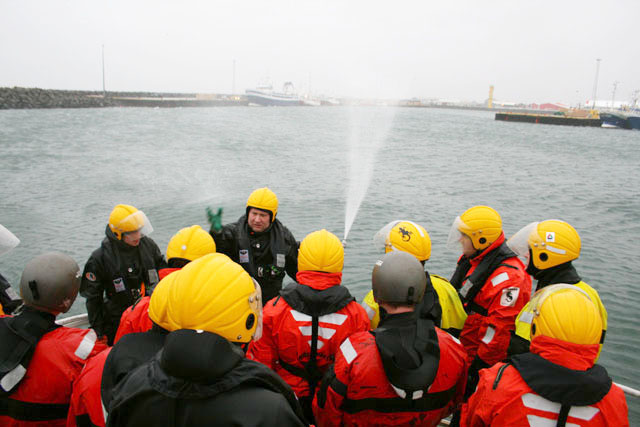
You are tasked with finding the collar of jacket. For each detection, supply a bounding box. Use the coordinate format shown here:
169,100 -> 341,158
531,334 -> 599,370
533,262 -> 581,288
468,232 -> 506,265
295,271 -> 342,290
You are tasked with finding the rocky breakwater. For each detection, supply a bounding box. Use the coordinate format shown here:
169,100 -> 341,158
0,87 -> 117,109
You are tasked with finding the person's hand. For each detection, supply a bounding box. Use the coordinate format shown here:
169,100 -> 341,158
206,207 -> 224,233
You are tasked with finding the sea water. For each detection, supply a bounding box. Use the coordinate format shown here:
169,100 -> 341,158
1,106 -> 639,421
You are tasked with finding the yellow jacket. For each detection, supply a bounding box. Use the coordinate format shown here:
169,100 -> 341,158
361,274 -> 467,331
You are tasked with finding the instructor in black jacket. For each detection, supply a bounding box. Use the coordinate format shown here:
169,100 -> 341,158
211,187 -> 298,305
80,204 -> 166,345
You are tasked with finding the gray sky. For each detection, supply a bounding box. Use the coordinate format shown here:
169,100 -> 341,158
1,0 -> 638,104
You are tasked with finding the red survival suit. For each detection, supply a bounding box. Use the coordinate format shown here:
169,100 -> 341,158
112,267 -> 178,344
313,312 -> 468,427
461,335 -> 628,426
451,233 -> 531,366
247,271 -> 369,418
0,309 -> 107,427
66,348 -> 111,427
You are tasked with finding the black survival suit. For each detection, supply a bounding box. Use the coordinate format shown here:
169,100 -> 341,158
212,215 -> 298,305
106,329 -> 307,427
80,226 -> 166,345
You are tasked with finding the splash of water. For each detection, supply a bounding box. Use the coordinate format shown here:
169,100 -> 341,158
343,107 -> 396,243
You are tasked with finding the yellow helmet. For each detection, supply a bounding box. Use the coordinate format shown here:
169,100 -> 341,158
447,206 -> 502,251
529,284 -> 602,345
246,187 -> 278,222
148,253 -> 262,343
386,221 -> 431,261
508,220 -> 581,270
298,229 -> 344,273
108,204 -> 153,240
166,225 -> 216,262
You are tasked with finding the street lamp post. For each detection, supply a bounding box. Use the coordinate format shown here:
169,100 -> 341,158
591,58 -> 601,109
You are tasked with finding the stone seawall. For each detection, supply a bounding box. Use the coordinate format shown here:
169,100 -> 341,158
0,87 -> 247,109
0,87 -> 117,109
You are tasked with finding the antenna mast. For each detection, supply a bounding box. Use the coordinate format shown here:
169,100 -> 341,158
102,44 -> 106,98
591,58 -> 601,108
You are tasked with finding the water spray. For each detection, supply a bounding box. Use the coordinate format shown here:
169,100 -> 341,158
342,107 -> 396,247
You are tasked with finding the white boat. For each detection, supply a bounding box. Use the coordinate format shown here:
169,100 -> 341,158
245,82 -> 303,106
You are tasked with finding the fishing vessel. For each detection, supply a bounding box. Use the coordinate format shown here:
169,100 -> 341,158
600,112 -> 632,129
245,82 -> 303,106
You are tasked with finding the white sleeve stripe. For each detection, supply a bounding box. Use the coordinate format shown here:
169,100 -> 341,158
491,272 -> 509,287
290,310 -> 312,322
298,326 -> 337,339
522,393 -> 600,421
526,415 -> 580,427
75,329 -> 97,360
520,311 -> 534,324
1,364 -> 26,392
102,398 -> 108,423
340,338 -> 358,364
362,304 -> 376,321
481,326 -> 495,344
318,312 -> 348,325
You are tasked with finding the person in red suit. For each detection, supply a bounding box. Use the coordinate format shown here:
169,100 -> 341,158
248,229 -> 369,423
66,348 -> 111,427
313,251 -> 468,427
0,252 -> 107,427
461,284 -> 628,426
447,206 -> 531,396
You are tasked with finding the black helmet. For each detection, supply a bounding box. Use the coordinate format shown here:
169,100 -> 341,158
20,252 -> 80,314
372,251 -> 426,305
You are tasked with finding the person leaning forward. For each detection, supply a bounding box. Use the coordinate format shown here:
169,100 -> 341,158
105,253 -> 307,427
210,187 -> 298,304
80,204 -> 166,345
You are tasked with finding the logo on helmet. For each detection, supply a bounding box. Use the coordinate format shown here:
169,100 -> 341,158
397,226 -> 413,242
545,232 -> 555,243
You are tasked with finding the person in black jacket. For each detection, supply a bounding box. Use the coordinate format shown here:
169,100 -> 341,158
105,253 -> 307,427
0,224 -> 22,315
210,187 -> 298,305
80,204 -> 166,345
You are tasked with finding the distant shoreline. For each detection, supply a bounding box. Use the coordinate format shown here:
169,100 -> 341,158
1,86 -> 540,113
0,87 -> 249,109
